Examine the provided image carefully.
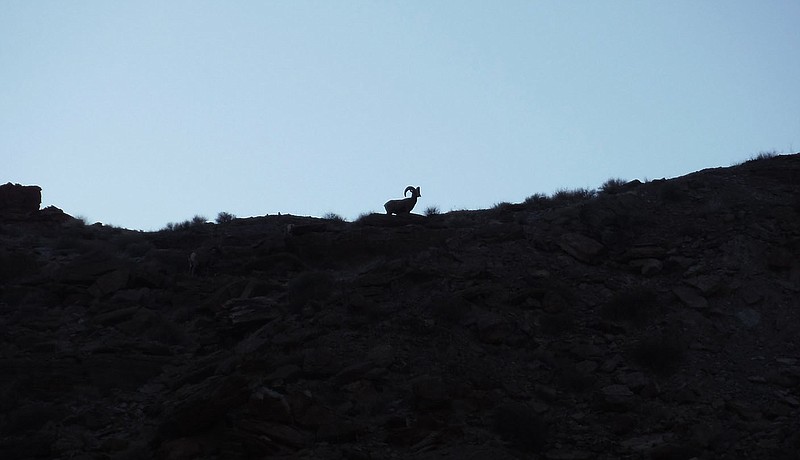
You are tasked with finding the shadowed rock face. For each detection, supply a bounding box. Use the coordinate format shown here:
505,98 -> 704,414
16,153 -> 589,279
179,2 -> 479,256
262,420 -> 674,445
1,154 -> 800,459
0,183 -> 41,216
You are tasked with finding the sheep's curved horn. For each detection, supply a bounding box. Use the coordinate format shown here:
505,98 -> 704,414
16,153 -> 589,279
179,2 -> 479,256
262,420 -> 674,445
404,186 -> 415,196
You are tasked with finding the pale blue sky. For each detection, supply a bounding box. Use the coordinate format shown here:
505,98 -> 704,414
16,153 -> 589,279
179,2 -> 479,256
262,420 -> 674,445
3,1 -> 798,230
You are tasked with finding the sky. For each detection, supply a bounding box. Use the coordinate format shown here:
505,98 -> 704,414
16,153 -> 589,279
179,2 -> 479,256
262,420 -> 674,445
2,1 -> 799,231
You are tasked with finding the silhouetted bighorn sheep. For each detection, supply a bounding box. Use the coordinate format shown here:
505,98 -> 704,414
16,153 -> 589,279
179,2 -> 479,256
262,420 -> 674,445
189,246 -> 220,277
384,186 -> 421,215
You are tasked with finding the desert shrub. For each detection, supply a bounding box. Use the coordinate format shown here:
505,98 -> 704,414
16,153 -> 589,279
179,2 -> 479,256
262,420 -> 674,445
630,331 -> 686,375
323,212 -> 346,222
524,193 -> 551,208
288,271 -> 335,309
162,215 -> 207,232
599,178 -> 627,195
602,287 -> 659,324
162,221 -> 189,232
355,212 -> 373,222
216,212 -> 236,224
424,205 -> 441,216
493,403 -> 549,452
552,188 -> 596,204
191,215 -> 207,225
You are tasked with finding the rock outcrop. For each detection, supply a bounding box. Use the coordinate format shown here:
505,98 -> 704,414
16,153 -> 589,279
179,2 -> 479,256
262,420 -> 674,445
0,182 -> 41,217
1,154 -> 799,459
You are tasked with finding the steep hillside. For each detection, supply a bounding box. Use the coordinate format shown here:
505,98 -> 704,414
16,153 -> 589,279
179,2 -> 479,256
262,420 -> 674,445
1,154 -> 799,459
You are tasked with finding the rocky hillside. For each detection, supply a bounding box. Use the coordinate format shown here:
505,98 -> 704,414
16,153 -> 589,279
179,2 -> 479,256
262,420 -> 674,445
1,154 -> 799,459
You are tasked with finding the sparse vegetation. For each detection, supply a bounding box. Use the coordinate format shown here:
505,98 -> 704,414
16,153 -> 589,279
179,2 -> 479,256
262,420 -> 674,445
552,187 -> 596,204
216,211 -> 236,224
2,152 -> 799,458
747,150 -> 778,163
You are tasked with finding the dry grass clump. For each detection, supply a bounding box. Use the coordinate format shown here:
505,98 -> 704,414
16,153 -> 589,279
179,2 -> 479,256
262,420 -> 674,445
746,150 -> 778,163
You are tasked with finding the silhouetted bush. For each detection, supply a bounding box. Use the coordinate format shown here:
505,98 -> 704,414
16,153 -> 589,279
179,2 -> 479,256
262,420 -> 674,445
493,403 -> 548,452
191,215 -> 207,225
552,188 -> 596,205
355,212 -> 373,222
599,178 -> 627,195
424,206 -> 441,216
524,193 -> 551,208
216,212 -> 236,224
602,287 -> 659,325
323,212 -> 346,222
162,215 -> 208,231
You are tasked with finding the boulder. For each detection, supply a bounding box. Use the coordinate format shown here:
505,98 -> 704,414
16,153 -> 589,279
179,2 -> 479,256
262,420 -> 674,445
673,286 -> 709,310
558,233 -> 605,264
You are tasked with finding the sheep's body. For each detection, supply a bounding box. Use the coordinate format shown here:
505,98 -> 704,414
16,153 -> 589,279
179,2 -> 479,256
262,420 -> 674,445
384,186 -> 421,215
189,246 -> 220,277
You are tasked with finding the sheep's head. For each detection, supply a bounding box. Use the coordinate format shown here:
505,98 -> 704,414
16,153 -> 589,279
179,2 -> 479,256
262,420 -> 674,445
404,186 -> 421,198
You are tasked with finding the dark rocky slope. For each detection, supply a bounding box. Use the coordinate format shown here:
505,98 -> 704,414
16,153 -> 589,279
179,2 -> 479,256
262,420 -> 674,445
1,154 -> 799,459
